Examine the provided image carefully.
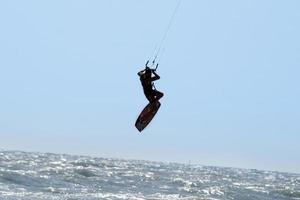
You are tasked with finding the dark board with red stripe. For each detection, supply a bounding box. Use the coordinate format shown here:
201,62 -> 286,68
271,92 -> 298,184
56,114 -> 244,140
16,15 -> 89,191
135,101 -> 161,132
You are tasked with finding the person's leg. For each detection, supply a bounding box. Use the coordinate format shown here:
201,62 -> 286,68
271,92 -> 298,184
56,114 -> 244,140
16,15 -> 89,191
145,90 -> 155,103
146,95 -> 155,103
145,90 -> 163,103
144,89 -> 153,103
155,90 -> 164,101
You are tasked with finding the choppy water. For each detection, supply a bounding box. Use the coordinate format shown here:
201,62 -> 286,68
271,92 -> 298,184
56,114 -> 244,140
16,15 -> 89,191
0,150 -> 299,200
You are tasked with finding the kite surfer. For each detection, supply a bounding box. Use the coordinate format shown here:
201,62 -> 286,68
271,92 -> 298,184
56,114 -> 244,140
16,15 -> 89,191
135,0 -> 180,131
135,61 -> 163,132
138,61 -> 164,103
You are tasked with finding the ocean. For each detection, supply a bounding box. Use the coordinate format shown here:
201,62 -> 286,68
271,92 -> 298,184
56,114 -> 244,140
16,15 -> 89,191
0,150 -> 299,200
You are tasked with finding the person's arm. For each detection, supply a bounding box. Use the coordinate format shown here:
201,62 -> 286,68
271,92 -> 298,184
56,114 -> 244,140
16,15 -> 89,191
151,70 -> 160,81
137,69 -> 145,76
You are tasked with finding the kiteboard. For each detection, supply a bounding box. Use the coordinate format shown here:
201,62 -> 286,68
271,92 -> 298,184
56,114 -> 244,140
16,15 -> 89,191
135,101 -> 161,132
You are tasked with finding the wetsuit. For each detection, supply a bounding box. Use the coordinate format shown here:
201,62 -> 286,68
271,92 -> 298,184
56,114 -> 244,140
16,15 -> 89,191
141,77 -> 156,102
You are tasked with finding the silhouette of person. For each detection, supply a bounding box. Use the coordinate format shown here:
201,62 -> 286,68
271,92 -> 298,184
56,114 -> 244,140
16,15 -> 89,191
138,62 -> 164,103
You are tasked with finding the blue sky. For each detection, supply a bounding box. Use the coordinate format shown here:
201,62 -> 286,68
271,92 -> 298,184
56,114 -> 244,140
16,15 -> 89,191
0,0 -> 299,173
